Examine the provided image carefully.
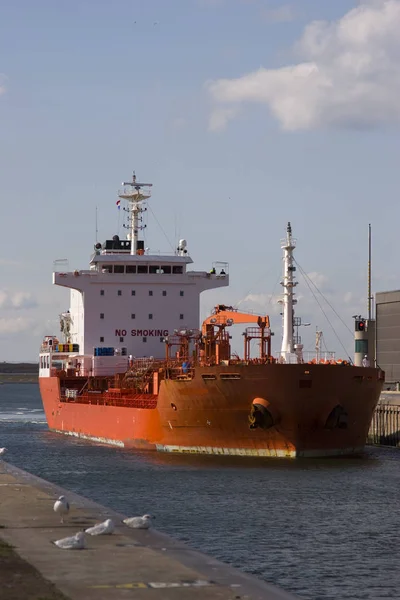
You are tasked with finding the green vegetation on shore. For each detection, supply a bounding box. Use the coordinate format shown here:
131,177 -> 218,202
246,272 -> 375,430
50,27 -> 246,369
0,363 -> 38,384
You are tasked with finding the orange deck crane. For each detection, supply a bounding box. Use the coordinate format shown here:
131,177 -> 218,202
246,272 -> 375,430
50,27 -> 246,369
201,305 -> 271,365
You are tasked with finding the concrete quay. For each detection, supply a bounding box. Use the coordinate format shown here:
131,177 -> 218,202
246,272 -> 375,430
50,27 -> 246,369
0,461 -> 298,600
368,391 -> 400,447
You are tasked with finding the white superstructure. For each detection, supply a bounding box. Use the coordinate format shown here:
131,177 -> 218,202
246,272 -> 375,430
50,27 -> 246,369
50,173 -> 229,371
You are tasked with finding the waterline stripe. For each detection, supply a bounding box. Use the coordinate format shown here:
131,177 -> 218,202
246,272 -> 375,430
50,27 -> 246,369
156,444 -> 296,458
51,431 -> 364,458
53,430 -> 124,447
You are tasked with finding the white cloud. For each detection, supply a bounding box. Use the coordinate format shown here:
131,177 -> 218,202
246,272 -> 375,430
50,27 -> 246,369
262,4 -> 295,23
306,271 -> 329,291
0,290 -> 37,310
0,317 -> 34,335
32,318 -> 59,338
208,106 -> 241,131
0,74 -> 6,96
240,293 -> 282,315
207,0 -> 400,130
241,271 -> 329,311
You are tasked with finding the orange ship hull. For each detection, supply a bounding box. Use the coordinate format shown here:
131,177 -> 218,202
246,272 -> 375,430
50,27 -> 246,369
39,364 -> 383,458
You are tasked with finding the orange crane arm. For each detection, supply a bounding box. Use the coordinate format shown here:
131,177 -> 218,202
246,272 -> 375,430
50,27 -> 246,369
202,306 -> 270,334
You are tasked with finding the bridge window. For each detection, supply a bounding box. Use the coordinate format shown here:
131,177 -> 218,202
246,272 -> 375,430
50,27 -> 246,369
355,339 -> 368,354
102,265 -> 112,273
138,265 -> 148,274
149,265 -> 160,274
173,266 -> 183,274
114,265 -> 124,274
161,265 -> 171,274
126,266 -> 136,274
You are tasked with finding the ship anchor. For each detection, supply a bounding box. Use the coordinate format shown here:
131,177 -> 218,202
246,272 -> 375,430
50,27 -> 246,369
248,403 -> 275,430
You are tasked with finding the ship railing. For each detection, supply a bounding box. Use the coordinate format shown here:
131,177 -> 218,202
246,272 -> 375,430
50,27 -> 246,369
51,367 -> 92,378
40,341 -> 59,353
99,250 -> 184,256
53,269 -> 97,277
60,392 -> 158,409
276,351 -> 339,364
165,366 -> 195,380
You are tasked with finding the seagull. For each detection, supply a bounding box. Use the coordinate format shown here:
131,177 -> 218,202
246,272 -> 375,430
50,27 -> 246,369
54,531 -> 85,550
53,495 -> 70,523
85,518 -> 115,536
0,447 -> 6,456
122,514 -> 155,529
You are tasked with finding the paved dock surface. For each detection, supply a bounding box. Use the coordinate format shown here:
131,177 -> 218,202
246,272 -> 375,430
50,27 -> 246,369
0,461 -> 297,600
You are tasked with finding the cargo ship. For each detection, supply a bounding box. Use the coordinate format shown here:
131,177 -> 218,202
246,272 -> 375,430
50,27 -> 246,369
39,173 -> 384,458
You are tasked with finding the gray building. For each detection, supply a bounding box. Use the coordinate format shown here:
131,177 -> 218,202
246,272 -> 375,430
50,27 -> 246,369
376,290 -> 400,384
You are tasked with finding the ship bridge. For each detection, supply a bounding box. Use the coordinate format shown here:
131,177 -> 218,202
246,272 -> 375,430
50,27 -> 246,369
52,173 -> 229,368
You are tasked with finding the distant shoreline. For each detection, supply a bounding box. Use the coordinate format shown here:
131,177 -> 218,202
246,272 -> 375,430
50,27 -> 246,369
0,363 -> 38,384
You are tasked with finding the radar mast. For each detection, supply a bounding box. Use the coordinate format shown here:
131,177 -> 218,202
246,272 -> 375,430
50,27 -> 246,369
118,172 -> 153,255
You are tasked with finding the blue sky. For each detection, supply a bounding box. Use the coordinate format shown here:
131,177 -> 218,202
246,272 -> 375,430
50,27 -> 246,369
1,0 -> 400,361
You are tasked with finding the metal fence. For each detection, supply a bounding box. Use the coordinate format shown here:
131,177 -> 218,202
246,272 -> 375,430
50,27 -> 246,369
368,403 -> 400,447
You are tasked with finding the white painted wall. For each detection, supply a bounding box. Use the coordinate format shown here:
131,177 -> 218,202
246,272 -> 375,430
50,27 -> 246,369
70,289 -> 84,351
53,262 -> 228,360
39,353 -> 51,378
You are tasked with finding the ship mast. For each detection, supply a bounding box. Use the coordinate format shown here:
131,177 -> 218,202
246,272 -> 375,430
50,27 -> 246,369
315,329 -> 322,363
280,222 -> 297,358
118,172 -> 153,255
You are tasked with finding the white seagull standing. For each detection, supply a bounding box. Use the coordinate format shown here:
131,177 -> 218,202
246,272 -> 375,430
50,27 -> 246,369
53,531 -> 85,550
85,518 -> 115,536
123,514 -> 154,529
0,447 -> 7,457
53,495 -> 70,523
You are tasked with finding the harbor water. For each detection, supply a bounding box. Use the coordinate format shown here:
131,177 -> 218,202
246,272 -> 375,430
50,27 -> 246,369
0,383 -> 399,600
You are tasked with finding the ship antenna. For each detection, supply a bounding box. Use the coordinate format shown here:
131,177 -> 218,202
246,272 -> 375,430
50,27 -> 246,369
280,222 -> 297,360
368,223 -> 372,320
118,172 -> 153,256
